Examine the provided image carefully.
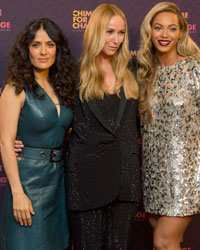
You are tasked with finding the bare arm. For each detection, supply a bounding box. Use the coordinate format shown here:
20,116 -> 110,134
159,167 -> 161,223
0,85 -> 34,226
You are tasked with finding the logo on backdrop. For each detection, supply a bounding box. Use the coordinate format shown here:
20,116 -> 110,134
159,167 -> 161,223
72,10 -> 92,31
0,164 -> 7,185
182,12 -> 197,34
180,236 -> 192,250
130,50 -> 137,57
0,8 -> 11,31
134,211 -> 146,221
72,10 -> 197,34
0,176 -> 7,185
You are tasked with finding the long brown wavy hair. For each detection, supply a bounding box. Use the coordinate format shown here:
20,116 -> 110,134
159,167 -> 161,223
5,18 -> 77,108
137,2 -> 200,122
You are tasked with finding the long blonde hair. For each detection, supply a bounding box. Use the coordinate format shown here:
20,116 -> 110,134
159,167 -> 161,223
137,1 -> 200,122
79,3 -> 138,102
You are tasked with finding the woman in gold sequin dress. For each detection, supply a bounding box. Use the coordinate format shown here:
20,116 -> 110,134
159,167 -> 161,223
137,2 -> 200,250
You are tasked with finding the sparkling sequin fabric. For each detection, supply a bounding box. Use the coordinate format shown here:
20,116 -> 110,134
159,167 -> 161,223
142,57 -> 200,216
96,94 -> 120,129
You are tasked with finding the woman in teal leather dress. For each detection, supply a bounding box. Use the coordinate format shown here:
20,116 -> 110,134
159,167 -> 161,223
0,18 -> 77,250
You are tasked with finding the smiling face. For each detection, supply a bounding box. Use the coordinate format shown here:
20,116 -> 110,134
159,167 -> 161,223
29,28 -> 56,72
100,15 -> 125,58
151,11 -> 182,57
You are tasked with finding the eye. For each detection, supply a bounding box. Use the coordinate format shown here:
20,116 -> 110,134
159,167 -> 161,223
119,31 -> 125,35
47,42 -> 55,48
106,29 -> 113,34
154,26 -> 162,31
31,43 -> 39,48
169,27 -> 177,32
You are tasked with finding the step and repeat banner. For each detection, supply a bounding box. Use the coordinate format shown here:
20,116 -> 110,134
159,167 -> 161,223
0,0 -> 199,249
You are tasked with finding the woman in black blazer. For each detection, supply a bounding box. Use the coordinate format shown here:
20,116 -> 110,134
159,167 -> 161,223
66,4 -> 141,250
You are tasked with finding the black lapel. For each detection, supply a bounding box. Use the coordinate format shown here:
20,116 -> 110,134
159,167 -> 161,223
114,88 -> 127,132
87,99 -> 115,135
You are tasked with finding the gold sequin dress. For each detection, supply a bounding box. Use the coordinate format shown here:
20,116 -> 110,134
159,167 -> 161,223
142,57 -> 200,216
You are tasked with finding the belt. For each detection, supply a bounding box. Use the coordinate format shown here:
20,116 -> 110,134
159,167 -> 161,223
19,146 -> 63,162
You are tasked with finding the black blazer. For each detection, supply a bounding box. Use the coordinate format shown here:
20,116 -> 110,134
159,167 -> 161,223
66,86 -> 141,211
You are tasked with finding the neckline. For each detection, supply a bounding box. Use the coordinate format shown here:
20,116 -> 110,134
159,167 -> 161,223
107,93 -> 118,96
36,82 -> 61,119
157,57 -> 191,71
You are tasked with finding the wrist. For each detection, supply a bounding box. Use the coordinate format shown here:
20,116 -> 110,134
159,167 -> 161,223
11,187 -> 24,196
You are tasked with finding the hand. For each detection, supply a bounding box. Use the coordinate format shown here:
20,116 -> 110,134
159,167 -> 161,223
14,140 -> 24,156
12,192 -> 35,226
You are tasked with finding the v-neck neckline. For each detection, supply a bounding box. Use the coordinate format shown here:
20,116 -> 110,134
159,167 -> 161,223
36,82 -> 61,119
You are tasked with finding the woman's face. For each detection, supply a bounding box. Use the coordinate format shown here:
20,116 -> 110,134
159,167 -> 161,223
100,15 -> 125,58
29,28 -> 56,72
151,11 -> 182,56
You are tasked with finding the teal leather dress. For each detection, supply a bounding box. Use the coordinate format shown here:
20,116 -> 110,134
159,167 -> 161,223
0,86 -> 72,250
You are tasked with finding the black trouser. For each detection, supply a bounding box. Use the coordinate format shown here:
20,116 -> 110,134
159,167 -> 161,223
69,199 -> 137,250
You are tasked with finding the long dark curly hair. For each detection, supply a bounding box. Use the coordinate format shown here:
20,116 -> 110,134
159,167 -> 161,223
5,18 -> 77,108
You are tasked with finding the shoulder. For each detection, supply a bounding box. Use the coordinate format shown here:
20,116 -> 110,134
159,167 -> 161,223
186,57 -> 200,70
185,57 -> 200,83
183,58 -> 200,91
0,84 -> 25,108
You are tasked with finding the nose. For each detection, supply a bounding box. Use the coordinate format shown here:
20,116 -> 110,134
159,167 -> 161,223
40,45 -> 47,55
112,33 -> 119,43
161,28 -> 168,38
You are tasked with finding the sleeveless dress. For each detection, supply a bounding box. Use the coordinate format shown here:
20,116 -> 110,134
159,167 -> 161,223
0,85 -> 72,250
142,57 -> 200,216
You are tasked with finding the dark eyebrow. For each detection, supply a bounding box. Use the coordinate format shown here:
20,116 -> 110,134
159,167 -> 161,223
31,40 -> 54,43
153,23 -> 178,27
